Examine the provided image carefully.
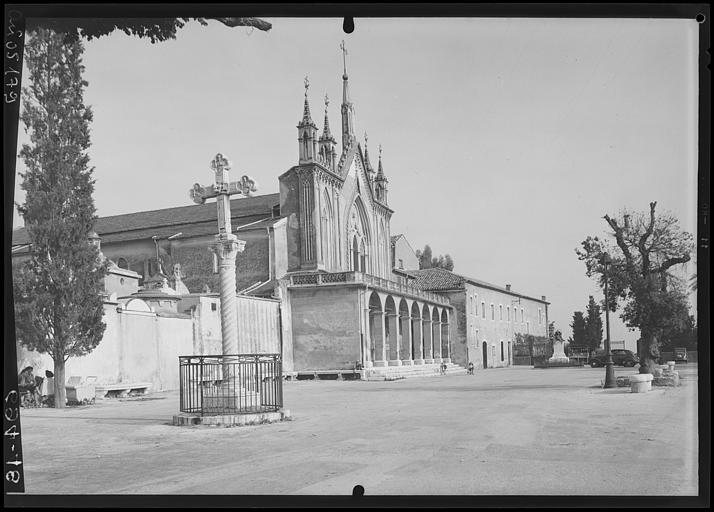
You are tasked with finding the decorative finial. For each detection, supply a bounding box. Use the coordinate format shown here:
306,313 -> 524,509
364,132 -> 368,145
324,93 -> 329,109
304,76 -> 310,95
340,40 -> 348,77
210,153 -> 231,174
378,144 -> 382,158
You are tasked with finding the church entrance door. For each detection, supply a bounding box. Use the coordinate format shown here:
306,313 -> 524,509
482,341 -> 488,369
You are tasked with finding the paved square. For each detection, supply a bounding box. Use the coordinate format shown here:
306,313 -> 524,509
17,365 -> 698,495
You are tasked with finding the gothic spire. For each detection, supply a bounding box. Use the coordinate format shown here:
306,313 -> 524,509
375,144 -> 388,204
300,76 -> 314,126
363,132 -> 375,177
319,93 -> 337,170
297,76 -> 318,164
376,144 -> 386,180
320,93 -> 334,141
340,40 -> 356,150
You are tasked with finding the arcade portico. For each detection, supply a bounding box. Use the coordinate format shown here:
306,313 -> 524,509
287,271 -> 452,373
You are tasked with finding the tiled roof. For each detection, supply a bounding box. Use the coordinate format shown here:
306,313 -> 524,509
403,268 -> 466,291
12,193 -> 281,246
405,268 -> 548,304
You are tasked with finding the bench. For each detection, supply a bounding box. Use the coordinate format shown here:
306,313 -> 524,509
95,382 -> 152,399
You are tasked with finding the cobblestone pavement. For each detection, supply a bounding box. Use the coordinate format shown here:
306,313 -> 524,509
15,364 -> 699,496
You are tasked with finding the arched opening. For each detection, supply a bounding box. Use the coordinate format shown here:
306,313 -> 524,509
432,307 -> 441,360
500,341 -> 505,362
347,196 -> 373,275
440,309 -> 450,360
422,304 -> 432,361
482,341 -> 488,369
411,302 -> 422,362
116,257 -> 129,270
384,296 -> 398,362
368,292 -> 384,364
399,299 -> 411,361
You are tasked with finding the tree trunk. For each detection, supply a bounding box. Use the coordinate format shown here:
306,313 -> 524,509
53,359 -> 66,408
638,330 -> 660,373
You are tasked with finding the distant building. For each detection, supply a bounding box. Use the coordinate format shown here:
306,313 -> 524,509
399,268 -> 550,369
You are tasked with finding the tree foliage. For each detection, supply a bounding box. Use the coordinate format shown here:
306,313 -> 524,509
569,311 -> 586,347
13,28 -> 107,407
576,202 -> 694,370
416,244 -> 454,271
584,295 -> 603,351
25,17 -> 271,44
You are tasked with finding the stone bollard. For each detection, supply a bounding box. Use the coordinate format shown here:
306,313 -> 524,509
630,373 -> 653,393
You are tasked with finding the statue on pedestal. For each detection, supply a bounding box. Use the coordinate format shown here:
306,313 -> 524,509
548,327 -> 570,364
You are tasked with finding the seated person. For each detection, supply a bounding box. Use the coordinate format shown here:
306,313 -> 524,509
467,361 -> 475,375
18,366 -> 36,394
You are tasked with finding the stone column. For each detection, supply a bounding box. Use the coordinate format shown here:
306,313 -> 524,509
363,304 -> 373,368
210,234 -> 246,357
208,233 -> 246,409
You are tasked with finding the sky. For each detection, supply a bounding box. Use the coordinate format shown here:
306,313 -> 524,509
12,17 -> 699,349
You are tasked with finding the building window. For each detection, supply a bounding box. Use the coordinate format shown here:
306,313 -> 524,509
481,302 -> 486,319
507,306 -> 510,321
469,296 -> 473,315
538,308 -> 542,325
521,308 -> 524,322
499,305 -> 503,320
501,341 -> 504,361
399,258 -> 404,269
490,304 -> 495,320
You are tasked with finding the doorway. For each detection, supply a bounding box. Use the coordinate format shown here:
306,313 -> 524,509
482,341 -> 488,369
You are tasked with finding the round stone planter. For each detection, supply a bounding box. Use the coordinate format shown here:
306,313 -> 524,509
629,373 -> 653,393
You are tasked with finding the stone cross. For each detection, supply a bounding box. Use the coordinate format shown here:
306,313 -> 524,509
189,153 -> 257,238
189,153 -> 258,357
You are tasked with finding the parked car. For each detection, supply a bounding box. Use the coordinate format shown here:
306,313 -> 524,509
590,349 -> 639,367
673,347 -> 688,363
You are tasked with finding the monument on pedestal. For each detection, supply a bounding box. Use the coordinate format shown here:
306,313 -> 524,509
548,327 -> 570,364
172,153 -> 288,426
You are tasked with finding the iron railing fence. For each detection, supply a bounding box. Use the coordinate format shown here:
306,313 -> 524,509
179,354 -> 282,416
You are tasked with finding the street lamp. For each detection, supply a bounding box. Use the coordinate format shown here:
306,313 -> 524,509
601,252 -> 616,388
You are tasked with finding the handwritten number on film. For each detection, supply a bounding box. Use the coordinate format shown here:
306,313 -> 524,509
5,390 -> 23,487
4,10 -> 23,103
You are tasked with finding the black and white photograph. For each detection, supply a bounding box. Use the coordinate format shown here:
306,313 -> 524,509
4,5 -> 708,504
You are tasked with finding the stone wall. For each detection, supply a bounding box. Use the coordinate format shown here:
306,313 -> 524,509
16,300 -> 194,392
290,286 -> 361,371
16,293 -> 285,392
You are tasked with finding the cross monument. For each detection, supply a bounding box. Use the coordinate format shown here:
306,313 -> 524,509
189,153 -> 258,357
